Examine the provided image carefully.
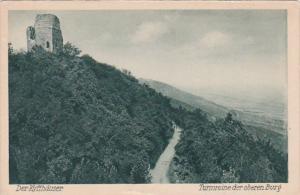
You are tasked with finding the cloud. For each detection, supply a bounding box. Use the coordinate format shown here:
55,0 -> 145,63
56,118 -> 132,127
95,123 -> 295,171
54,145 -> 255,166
163,12 -> 180,23
98,32 -> 113,43
199,31 -> 255,50
170,30 -> 257,65
243,36 -> 255,45
199,31 -> 232,49
131,21 -> 168,44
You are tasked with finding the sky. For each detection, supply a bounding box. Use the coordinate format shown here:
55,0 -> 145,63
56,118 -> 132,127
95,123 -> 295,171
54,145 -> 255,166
8,10 -> 287,103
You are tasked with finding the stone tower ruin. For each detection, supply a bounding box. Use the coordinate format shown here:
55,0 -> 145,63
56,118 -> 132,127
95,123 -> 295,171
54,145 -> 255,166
27,14 -> 63,53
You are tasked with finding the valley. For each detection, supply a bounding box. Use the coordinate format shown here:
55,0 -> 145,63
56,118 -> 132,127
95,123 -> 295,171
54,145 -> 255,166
140,79 -> 287,152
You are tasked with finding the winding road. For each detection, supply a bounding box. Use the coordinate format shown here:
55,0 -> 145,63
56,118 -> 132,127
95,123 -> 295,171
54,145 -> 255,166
150,124 -> 182,183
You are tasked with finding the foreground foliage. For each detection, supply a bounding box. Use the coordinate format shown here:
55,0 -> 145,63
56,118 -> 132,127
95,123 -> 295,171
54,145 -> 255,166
171,108 -> 288,183
9,46 -> 173,183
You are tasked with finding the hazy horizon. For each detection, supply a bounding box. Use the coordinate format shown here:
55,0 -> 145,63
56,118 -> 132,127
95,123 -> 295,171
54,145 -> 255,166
9,10 -> 287,103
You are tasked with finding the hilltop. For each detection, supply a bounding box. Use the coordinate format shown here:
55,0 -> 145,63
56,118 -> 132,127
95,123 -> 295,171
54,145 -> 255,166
9,45 -> 174,183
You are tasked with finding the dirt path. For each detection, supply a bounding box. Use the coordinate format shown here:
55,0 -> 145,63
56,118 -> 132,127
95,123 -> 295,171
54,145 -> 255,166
150,125 -> 182,183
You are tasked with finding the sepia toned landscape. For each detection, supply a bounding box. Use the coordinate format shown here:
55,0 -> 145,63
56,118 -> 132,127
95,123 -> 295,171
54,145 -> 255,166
8,10 -> 287,184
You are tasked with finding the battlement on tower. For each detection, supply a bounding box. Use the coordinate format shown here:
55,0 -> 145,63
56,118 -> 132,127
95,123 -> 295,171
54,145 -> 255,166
27,14 -> 63,53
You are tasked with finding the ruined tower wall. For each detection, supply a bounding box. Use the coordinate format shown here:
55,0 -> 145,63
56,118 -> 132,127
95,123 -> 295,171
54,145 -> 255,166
26,26 -> 36,51
51,28 -> 63,53
27,14 -> 63,53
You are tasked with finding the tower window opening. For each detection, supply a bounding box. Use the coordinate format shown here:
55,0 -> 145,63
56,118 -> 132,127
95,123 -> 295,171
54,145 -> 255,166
46,41 -> 50,48
29,29 -> 35,40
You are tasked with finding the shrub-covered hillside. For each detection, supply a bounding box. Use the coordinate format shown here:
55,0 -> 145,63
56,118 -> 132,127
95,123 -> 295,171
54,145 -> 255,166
170,108 -> 288,183
9,45 -> 174,184
9,43 -> 288,184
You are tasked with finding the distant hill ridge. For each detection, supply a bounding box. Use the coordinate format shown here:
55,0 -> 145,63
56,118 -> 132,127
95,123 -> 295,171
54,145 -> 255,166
139,79 -> 229,118
140,78 -> 287,137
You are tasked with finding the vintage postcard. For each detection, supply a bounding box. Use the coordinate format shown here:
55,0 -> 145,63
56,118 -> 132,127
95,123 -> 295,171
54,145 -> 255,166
0,1 -> 299,195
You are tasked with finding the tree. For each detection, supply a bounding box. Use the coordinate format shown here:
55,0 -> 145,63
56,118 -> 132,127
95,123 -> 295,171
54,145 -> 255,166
8,42 -> 14,55
225,112 -> 233,123
122,69 -> 131,76
62,42 -> 81,57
